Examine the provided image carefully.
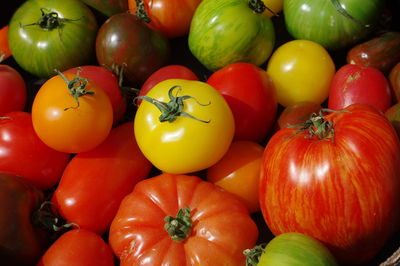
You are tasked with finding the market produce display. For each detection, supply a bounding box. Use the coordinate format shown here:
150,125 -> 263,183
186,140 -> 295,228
1,0 -> 400,265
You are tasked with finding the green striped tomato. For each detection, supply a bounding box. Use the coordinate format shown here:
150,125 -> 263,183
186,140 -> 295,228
8,0 -> 98,78
283,0 -> 383,50
188,0 -> 275,71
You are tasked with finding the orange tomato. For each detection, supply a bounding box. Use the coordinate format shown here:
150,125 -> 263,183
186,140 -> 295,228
206,140 -> 264,213
31,72 -> 113,153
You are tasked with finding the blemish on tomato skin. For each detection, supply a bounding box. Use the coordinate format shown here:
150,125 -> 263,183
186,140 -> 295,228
346,72 -> 361,83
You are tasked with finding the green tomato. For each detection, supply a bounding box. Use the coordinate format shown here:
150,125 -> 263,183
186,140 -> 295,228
256,232 -> 338,266
8,0 -> 98,78
283,0 -> 383,50
188,0 -> 275,71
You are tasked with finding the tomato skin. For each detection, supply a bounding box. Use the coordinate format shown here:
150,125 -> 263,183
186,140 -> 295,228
8,0 -> 98,78
0,112 -> 70,190
259,104 -> 400,264
95,12 -> 170,86
37,229 -> 114,266
138,64 -> 199,105
328,64 -> 391,113
206,140 -> 264,213
64,65 -> 126,125
31,73 -> 113,154
267,40 -> 335,107
109,173 -> 258,265
0,64 -> 26,115
0,25 -> 11,60
80,0 -> 128,17
128,0 -> 202,38
0,172 -> 49,265
390,62 -> 400,102
207,62 -> 277,142
277,101 -> 321,129
51,122 -> 152,235
261,0 -> 283,17
134,79 -> 235,174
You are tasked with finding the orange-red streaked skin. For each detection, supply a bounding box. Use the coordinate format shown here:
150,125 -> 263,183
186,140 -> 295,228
109,173 -> 258,266
259,104 -> 400,265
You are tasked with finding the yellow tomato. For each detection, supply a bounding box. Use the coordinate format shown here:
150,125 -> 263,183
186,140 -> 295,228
206,140 -> 264,213
134,79 -> 235,174
267,40 -> 335,107
262,0 -> 283,17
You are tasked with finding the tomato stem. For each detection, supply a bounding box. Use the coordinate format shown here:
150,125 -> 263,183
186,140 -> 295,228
55,69 -> 95,111
248,0 -> 276,15
330,0 -> 370,28
164,207 -> 192,242
134,0 -> 151,23
32,201 -> 79,232
243,243 -> 266,266
137,85 -> 211,123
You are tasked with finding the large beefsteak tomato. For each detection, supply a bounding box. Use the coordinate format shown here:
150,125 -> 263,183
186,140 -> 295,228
259,104 -> 400,265
8,0 -> 98,78
109,173 -> 258,265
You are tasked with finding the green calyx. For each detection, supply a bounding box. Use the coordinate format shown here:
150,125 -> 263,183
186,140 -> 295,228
20,8 -> 82,31
32,201 -> 79,232
138,85 -> 211,123
164,207 -> 192,242
55,69 -> 94,111
243,243 -> 266,266
330,0 -> 370,27
135,0 -> 151,23
248,0 -> 277,15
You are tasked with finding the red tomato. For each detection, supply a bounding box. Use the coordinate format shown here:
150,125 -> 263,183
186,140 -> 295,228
128,0 -> 202,38
206,140 -> 264,213
109,173 -> 258,265
389,62 -> 400,102
31,72 -> 113,153
259,104 -> 400,265
64,65 -> 126,125
207,62 -> 277,143
0,25 -> 11,60
328,64 -> 391,113
137,64 -> 198,104
277,101 -> 322,129
0,64 -> 26,115
51,122 -> 152,235
37,229 -> 114,266
0,111 -> 70,190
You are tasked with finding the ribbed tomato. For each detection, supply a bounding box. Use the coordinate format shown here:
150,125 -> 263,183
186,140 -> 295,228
259,104 -> 400,265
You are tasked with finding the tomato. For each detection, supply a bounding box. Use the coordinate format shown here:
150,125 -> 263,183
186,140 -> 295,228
259,104 -> 400,264
385,103 -> 400,137
283,0 -> 383,50
246,232 -> 337,266
80,0 -> 128,17
206,140 -> 264,213
52,122 -> 152,235
0,25 -> 11,60
138,64 -> 198,105
31,72 -> 113,154
64,65 -> 126,125
207,62 -> 277,142
390,62 -> 400,102
0,172 -> 49,265
96,12 -> 170,86
0,63 -> 26,115
277,101 -> 322,129
37,229 -> 114,266
328,64 -> 391,113
109,173 -> 258,265
188,0 -> 275,71
261,0 -> 283,17
128,0 -> 202,38
8,0 -> 98,78
267,40 -> 335,107
134,79 -> 234,174
0,111 -> 70,190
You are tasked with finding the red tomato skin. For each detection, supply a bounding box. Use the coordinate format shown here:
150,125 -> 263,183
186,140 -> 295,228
51,122 -> 152,235
0,64 -> 26,115
37,229 -> 114,266
109,173 -> 258,265
0,111 -> 70,190
64,65 -> 126,125
328,64 -> 391,113
207,62 -> 277,143
259,104 -> 400,265
137,64 -> 198,104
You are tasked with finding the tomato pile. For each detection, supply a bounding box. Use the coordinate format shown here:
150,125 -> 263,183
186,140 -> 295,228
1,0 -> 400,265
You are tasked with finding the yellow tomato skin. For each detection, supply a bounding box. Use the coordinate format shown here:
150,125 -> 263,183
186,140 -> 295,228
206,140 -> 264,213
32,73 -> 113,153
267,40 -> 335,107
261,0 -> 283,17
134,79 -> 235,174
